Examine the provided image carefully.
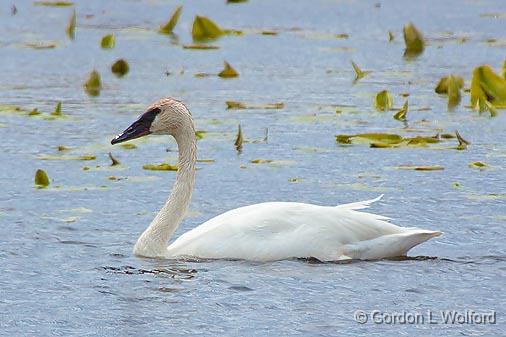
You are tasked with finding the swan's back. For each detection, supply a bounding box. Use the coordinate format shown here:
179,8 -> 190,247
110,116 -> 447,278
166,197 -> 441,261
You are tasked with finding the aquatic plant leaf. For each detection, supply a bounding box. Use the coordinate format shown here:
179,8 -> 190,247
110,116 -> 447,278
225,101 -> 284,110
288,178 -> 302,183
227,0 -> 248,3
143,163 -> 178,171
470,65 -> 506,107
374,90 -> 393,111
35,169 -> 50,187
182,44 -> 219,50
234,124 -> 243,152
108,152 -> 120,166
403,22 -> 424,56
218,61 -> 239,78
83,69 -> 101,96
34,1 -> 73,6
195,130 -> 206,139
192,16 -> 223,41
159,5 -> 182,34
395,165 -> 444,171
111,59 -> 129,77
66,10 -> 76,40
51,102 -> 62,116
351,61 -> 370,82
250,159 -> 272,164
29,108 -> 41,116
336,133 -> 403,145
468,161 -> 488,169
120,143 -> 136,149
455,130 -> 470,150
435,75 -> 464,94
37,154 -> 96,160
447,75 -> 462,109
25,42 -> 57,49
393,100 -> 408,120
502,59 -> 506,79
100,34 -> 115,49
388,31 -> 394,42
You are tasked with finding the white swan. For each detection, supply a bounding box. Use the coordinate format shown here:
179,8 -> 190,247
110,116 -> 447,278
111,98 -> 441,261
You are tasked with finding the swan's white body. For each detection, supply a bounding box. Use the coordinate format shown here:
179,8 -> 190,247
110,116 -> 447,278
112,98 -> 441,262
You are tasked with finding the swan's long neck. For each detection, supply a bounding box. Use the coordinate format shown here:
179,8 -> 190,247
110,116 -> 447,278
133,123 -> 196,258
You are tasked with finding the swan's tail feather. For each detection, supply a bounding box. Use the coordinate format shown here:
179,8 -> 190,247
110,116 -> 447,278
340,229 -> 442,260
336,194 -> 384,210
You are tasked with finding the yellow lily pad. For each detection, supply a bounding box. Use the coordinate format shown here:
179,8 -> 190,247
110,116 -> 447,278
66,10 -> 76,40
100,34 -> 115,49
83,69 -> 101,96
470,64 -> 506,108
51,102 -> 62,116
218,61 -> 239,78
37,154 -> 96,161
393,100 -> 408,121
120,143 -> 136,149
159,5 -> 182,34
468,161 -> 488,169
447,75 -> 462,109
403,22 -> 424,56
182,44 -> 219,50
111,59 -> 129,77
351,61 -> 370,82
395,165 -> 444,171
225,101 -> 284,110
455,130 -> 470,150
435,75 -> 464,94
192,16 -> 223,41
35,169 -> 50,187
143,163 -> 178,171
374,90 -> 393,111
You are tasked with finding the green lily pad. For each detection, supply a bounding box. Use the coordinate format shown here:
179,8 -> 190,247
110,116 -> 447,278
83,69 -> 101,96
192,16 -> 223,42
35,169 -> 50,187
66,10 -> 76,40
218,61 -> 239,78
470,64 -> 506,108
143,163 -> 178,171
225,101 -> 284,110
111,59 -> 129,77
100,34 -> 115,49
393,100 -> 408,120
403,22 -> 424,56
374,90 -> 393,111
159,5 -> 182,34
34,1 -> 73,6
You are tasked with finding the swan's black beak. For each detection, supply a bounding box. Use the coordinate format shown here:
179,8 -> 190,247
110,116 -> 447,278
111,108 -> 159,145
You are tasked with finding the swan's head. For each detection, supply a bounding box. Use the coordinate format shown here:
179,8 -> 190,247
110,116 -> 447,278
111,97 -> 192,145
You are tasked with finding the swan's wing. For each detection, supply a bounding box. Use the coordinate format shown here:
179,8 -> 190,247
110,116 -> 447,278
335,194 -> 383,210
166,200 -> 439,261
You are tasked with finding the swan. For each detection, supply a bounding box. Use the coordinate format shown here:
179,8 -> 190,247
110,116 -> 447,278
111,97 -> 442,261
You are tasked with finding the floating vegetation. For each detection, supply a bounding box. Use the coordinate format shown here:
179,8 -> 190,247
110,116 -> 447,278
111,59 -> 129,77
66,10 -> 76,40
143,163 -> 178,171
100,34 -> 115,49
374,90 -> 393,111
388,31 -> 394,42
227,0 -> 248,3
225,101 -> 284,110
288,178 -> 302,183
455,130 -> 470,150
108,152 -> 120,166
51,102 -> 62,116
403,22 -> 424,57
34,169 -> 50,187
57,145 -> 68,151
29,108 -> 41,116
34,1 -> 73,6
393,100 -> 408,121
335,133 -> 445,148
234,124 -> 243,152
394,165 -> 444,171
351,61 -> 370,82
182,44 -> 219,50
470,64 -> 506,111
218,61 -> 239,78
195,130 -> 206,140
83,69 -> 101,96
37,154 -> 96,161
435,75 -> 463,109
192,16 -> 223,42
159,5 -> 182,34
25,42 -> 57,49
120,143 -> 136,149
468,161 -> 488,170
250,159 -> 272,164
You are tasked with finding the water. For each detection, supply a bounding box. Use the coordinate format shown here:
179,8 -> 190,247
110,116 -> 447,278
1,0 -> 505,335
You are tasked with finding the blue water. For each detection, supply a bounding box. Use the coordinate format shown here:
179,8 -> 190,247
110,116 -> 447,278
1,0 -> 505,335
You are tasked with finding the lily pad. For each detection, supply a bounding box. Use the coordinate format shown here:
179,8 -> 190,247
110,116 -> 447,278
192,16 -> 223,42
109,152 -> 120,166
435,75 -> 464,94
182,44 -> 219,50
35,169 -> 50,187
100,34 -> 115,49
468,161 -> 488,169
111,59 -> 129,77
395,165 -> 444,171
470,64 -> 506,108
225,101 -> 284,110
234,124 -> 243,152
393,100 -> 408,121
455,130 -> 470,150
51,102 -> 62,116
351,61 -> 370,82
143,163 -> 178,171
374,90 -> 393,111
83,69 -> 101,96
159,5 -> 182,34
403,22 -> 424,56
34,1 -> 73,6
218,61 -> 239,78
66,10 -> 76,40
